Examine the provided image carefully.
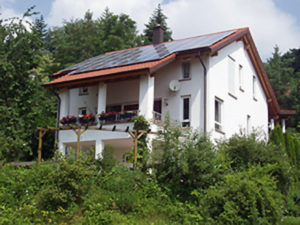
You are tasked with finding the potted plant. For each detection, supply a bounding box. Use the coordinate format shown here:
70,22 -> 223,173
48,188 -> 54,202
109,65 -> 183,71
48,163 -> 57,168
98,111 -> 117,123
120,110 -> 137,121
59,115 -> 77,125
79,113 -> 95,124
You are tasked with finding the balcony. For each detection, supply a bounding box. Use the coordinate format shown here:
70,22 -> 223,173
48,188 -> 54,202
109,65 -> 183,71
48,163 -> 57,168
98,110 -> 138,124
59,110 -> 163,128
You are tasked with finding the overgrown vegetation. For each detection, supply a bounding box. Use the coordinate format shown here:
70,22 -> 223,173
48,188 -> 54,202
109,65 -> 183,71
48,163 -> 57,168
1,123 -> 299,224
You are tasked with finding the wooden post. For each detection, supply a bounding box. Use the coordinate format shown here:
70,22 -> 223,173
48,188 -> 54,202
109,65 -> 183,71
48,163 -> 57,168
71,126 -> 87,160
76,128 -> 81,159
128,129 -> 147,169
37,128 -> 48,163
134,131 -> 138,166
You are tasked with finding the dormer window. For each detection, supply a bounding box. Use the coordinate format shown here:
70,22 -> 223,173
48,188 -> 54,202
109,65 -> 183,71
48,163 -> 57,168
79,87 -> 88,95
182,61 -> 190,79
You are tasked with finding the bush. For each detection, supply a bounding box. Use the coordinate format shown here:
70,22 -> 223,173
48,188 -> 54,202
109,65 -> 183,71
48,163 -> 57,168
152,123 -> 220,200
219,133 -> 291,194
95,145 -> 119,173
36,158 -> 97,210
198,165 -> 284,225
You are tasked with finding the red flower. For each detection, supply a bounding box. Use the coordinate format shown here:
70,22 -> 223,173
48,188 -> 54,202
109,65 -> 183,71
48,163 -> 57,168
90,114 -> 95,117
83,114 -> 88,118
101,111 -> 105,115
108,112 -> 113,115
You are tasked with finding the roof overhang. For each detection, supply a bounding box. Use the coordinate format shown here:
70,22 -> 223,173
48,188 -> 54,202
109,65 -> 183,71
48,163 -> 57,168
44,53 -> 176,89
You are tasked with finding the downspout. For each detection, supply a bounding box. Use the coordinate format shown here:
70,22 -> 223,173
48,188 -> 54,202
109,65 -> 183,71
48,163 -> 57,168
197,52 -> 207,134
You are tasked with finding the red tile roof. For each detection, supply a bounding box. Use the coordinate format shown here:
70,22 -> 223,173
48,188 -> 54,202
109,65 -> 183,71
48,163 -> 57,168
45,53 -> 176,87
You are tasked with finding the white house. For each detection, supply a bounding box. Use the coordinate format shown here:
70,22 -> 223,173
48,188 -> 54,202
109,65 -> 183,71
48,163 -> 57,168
45,26 -> 294,161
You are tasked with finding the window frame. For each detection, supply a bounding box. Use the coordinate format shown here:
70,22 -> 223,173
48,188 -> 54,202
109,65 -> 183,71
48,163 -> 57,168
105,102 -> 139,113
252,75 -> 257,100
78,107 -> 87,116
215,97 -> 223,131
181,96 -> 191,127
247,115 -> 251,135
228,55 -> 236,96
238,64 -> 244,91
181,61 -> 191,80
79,87 -> 89,96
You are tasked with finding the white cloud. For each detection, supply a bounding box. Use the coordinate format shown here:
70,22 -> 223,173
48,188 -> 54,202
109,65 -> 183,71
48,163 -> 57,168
47,0 -> 161,32
164,0 -> 300,60
0,5 -> 33,29
1,0 -> 298,60
0,6 -> 22,19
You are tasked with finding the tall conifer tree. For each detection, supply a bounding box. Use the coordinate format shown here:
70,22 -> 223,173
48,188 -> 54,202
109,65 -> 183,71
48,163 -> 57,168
143,4 -> 173,44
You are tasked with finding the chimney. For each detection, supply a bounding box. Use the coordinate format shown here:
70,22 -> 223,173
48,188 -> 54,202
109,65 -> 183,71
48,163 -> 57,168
153,24 -> 164,45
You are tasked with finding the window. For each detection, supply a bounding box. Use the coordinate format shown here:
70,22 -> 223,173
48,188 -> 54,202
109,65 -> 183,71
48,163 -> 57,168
182,61 -> 190,79
106,103 -> 139,113
79,87 -> 88,95
124,104 -> 139,111
78,107 -> 87,115
106,105 -> 122,113
182,96 -> 190,127
247,115 -> 251,135
239,64 -> 244,91
215,97 -> 223,130
228,56 -> 236,95
252,75 -> 257,100
153,100 -> 162,114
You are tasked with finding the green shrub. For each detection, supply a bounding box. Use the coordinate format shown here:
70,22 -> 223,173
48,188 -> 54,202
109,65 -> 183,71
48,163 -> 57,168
152,123 -> 220,200
36,158 -> 97,210
199,164 -> 284,225
95,144 -> 119,173
219,133 -> 291,194
99,167 -> 162,213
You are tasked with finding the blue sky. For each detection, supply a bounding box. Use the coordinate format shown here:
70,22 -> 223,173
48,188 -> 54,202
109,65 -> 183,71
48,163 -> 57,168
1,0 -> 300,60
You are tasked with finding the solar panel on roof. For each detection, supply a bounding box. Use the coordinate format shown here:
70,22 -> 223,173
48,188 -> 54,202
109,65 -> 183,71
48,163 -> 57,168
59,30 -> 235,75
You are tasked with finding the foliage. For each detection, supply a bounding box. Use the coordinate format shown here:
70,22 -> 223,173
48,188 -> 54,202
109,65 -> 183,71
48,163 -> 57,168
0,7 -> 57,162
1,130 -> 299,224
269,124 -> 300,169
46,9 -> 141,71
198,165 -> 284,225
95,144 -> 119,173
143,4 -> 173,44
269,123 -> 285,146
152,121 -> 220,201
131,115 -> 151,171
219,133 -> 291,194
265,46 -> 300,131
36,158 -> 97,210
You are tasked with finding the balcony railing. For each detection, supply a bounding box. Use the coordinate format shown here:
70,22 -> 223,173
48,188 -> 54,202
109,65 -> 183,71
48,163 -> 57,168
153,111 -> 162,121
98,110 -> 138,124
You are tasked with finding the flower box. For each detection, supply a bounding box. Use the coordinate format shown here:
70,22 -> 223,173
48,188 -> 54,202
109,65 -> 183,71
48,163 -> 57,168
98,111 -> 117,123
59,115 -> 77,125
79,114 -> 96,125
119,111 -> 137,121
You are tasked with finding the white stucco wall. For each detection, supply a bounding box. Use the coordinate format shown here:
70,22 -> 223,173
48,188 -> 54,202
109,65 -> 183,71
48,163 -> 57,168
154,57 -> 204,131
207,40 -> 268,140
68,85 -> 98,115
